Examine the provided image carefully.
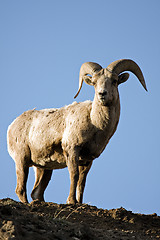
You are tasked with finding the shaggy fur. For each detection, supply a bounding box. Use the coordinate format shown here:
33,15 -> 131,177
7,59 -> 147,204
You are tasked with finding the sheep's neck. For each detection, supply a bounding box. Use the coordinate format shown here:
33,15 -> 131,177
90,97 -> 120,132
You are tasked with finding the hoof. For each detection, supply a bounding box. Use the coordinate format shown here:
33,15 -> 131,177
16,191 -> 28,204
66,197 -> 77,204
30,199 -> 44,205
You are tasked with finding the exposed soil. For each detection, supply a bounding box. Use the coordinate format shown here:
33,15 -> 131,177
0,198 -> 160,239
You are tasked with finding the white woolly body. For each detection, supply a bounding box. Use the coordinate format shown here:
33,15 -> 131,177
7,99 -> 120,170
7,59 -> 146,204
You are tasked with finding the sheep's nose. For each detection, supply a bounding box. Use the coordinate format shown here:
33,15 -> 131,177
99,91 -> 107,97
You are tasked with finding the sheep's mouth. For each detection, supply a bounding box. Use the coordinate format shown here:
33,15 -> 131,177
99,96 -> 105,100
99,97 -> 113,106
99,96 -> 107,105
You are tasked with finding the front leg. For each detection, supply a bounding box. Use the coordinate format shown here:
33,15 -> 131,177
76,161 -> 92,203
65,149 -> 79,204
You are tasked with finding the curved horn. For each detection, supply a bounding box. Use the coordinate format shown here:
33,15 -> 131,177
74,62 -> 102,98
106,59 -> 147,91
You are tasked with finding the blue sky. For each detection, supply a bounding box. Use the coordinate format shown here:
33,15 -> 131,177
1,0 -> 160,215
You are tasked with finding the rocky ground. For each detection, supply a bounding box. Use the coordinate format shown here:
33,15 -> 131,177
0,198 -> 160,239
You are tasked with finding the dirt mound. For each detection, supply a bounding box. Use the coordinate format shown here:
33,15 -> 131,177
0,198 -> 160,239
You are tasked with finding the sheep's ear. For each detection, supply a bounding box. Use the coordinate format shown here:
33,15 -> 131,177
118,73 -> 130,85
83,76 -> 94,86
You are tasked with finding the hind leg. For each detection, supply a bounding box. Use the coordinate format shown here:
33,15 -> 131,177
15,159 -> 29,203
31,167 -> 53,201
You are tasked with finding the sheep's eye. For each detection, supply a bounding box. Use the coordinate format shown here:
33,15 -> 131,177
112,79 -> 117,86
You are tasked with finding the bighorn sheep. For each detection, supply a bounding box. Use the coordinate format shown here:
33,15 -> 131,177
7,59 -> 147,204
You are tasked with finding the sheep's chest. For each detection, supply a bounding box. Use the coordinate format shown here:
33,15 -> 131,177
78,130 -> 110,162
78,114 -> 119,162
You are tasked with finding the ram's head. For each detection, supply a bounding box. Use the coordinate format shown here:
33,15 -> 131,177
74,59 -> 147,106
